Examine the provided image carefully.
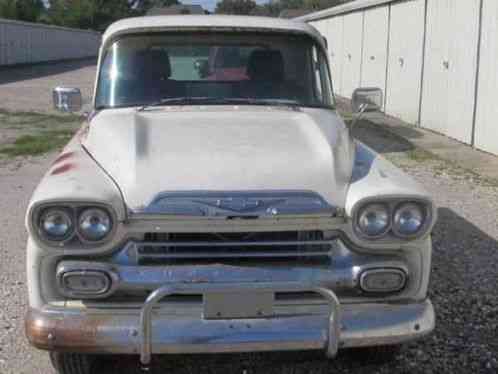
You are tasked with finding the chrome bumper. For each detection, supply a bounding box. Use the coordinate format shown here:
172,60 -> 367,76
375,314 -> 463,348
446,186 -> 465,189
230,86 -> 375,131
26,283 -> 434,365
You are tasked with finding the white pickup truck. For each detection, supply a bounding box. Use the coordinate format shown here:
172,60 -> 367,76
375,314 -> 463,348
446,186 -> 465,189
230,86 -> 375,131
25,15 -> 436,374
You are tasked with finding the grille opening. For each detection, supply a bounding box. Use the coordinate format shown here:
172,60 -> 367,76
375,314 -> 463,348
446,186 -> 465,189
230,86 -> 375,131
88,290 -> 326,306
137,231 -> 332,265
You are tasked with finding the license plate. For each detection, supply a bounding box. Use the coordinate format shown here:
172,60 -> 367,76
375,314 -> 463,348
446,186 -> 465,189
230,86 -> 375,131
203,291 -> 274,319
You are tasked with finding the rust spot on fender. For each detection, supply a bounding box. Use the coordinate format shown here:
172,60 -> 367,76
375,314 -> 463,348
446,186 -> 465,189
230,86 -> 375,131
50,163 -> 77,176
52,152 -> 75,166
25,308 -> 112,353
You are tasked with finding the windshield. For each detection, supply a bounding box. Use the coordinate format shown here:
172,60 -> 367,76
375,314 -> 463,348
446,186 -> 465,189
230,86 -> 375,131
95,33 -> 334,109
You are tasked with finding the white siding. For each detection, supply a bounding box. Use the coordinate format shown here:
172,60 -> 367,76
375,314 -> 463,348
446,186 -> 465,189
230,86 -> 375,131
0,18 -> 100,66
421,0 -> 480,144
326,17 -> 344,95
474,0 -> 498,155
385,0 -> 425,124
361,5 -> 389,101
341,11 -> 364,99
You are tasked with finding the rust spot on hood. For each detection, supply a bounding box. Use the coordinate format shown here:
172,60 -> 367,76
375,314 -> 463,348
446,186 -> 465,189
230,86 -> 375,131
52,151 -> 75,166
50,163 -> 77,176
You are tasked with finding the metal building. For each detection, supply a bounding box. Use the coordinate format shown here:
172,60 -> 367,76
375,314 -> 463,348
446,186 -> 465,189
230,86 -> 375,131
0,18 -> 101,66
298,0 -> 498,157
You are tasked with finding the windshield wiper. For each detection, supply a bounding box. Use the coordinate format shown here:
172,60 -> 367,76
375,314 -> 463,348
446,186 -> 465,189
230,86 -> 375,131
139,96 -> 247,111
218,98 -> 301,107
137,97 -> 301,111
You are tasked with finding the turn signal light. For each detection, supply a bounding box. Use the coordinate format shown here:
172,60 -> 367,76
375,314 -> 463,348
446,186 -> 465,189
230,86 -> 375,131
360,269 -> 406,293
60,271 -> 111,297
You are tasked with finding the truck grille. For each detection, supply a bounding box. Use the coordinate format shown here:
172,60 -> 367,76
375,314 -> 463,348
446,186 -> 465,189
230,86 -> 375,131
136,231 -> 333,265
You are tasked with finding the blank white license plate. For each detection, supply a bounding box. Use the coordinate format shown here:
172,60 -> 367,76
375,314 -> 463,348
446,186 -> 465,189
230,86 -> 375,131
203,291 -> 274,320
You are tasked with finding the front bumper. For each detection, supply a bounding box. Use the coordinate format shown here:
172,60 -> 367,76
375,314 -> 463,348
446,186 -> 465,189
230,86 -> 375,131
26,282 -> 435,365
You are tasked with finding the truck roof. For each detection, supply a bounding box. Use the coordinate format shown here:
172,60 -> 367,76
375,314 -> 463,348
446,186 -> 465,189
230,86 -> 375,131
102,15 -> 324,48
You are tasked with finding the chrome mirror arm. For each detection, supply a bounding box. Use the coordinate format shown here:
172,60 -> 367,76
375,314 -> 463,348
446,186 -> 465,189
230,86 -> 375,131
349,103 -> 368,133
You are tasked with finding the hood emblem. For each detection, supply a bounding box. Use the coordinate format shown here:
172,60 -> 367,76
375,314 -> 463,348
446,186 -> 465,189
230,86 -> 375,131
139,191 -> 337,217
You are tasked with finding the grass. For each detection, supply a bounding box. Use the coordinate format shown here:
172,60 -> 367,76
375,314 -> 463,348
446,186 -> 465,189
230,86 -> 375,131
0,109 -> 81,157
0,130 -> 75,157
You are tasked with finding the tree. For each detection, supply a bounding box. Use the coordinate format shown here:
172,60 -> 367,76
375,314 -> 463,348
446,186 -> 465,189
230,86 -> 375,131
215,0 -> 256,15
0,0 -> 45,22
16,0 -> 44,21
0,0 -> 18,19
47,0 -> 136,31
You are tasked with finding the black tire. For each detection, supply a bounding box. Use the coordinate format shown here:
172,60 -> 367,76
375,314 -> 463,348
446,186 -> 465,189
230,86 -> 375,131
49,352 -> 94,374
348,345 -> 401,364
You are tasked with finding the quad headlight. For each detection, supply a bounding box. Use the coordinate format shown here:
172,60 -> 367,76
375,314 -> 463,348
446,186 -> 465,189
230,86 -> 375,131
78,208 -> 112,242
34,204 -> 114,245
393,203 -> 425,238
354,200 -> 431,240
39,208 -> 74,241
357,203 -> 390,238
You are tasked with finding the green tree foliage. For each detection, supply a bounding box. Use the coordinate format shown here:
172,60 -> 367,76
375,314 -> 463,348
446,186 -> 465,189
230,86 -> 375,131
0,0 -> 45,22
215,0 -> 256,15
251,0 -> 346,17
47,0 -> 136,31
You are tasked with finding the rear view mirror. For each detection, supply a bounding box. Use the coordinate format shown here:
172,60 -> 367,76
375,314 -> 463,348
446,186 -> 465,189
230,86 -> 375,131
352,87 -> 383,113
53,87 -> 82,113
194,59 -> 209,79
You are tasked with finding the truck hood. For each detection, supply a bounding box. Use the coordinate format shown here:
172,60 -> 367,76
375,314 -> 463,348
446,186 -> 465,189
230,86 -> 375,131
83,106 -> 353,214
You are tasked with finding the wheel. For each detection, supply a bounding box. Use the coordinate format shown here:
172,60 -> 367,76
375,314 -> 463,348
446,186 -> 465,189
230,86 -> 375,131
348,345 -> 401,364
49,352 -> 94,374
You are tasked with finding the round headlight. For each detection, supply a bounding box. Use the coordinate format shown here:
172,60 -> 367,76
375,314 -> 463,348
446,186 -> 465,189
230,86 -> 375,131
393,203 -> 425,237
357,203 -> 390,238
78,208 -> 112,241
39,208 -> 73,241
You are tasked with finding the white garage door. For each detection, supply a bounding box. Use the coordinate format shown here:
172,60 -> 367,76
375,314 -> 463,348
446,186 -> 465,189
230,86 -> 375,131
421,0 -> 480,144
341,11 -> 364,100
326,17 -> 344,96
474,0 -> 498,155
361,5 -> 389,104
385,0 -> 425,124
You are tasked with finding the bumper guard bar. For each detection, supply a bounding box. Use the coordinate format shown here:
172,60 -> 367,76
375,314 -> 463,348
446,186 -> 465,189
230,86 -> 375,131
139,282 -> 340,365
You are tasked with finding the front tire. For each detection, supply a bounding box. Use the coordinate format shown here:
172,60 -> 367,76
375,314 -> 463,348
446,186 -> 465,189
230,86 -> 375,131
49,352 -> 94,374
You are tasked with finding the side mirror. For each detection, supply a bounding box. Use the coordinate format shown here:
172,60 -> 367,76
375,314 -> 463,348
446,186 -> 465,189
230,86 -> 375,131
352,87 -> 383,113
349,87 -> 383,132
53,87 -> 82,113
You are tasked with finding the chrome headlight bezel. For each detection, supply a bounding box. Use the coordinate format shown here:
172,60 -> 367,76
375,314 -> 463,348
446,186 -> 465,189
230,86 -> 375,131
31,202 -> 117,247
353,198 -> 434,241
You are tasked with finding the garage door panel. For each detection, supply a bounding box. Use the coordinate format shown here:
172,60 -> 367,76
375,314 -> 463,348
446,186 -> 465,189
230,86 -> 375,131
446,0 -> 480,144
474,0 -> 498,155
326,17 -> 344,96
361,6 -> 389,100
422,0 -> 479,144
341,12 -> 364,99
421,0 -> 450,135
386,0 -> 425,124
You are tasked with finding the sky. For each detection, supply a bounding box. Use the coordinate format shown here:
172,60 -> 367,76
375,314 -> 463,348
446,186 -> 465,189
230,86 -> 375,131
187,0 -> 269,12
